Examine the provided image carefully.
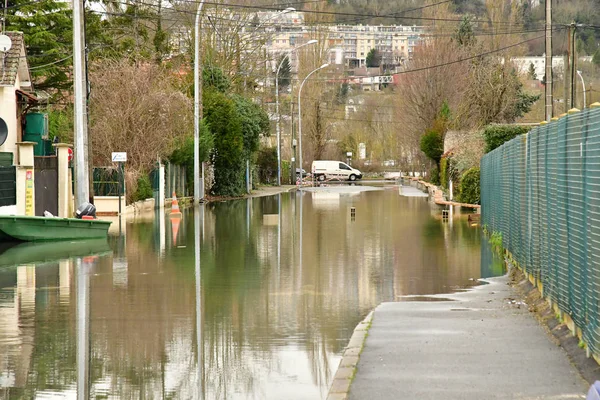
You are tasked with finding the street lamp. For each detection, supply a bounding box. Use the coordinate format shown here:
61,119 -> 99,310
577,70 -> 586,109
275,39 -> 317,186
298,63 -> 329,184
193,0 -> 206,205
195,6 -> 294,201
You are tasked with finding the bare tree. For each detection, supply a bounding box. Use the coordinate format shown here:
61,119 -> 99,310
88,59 -> 192,197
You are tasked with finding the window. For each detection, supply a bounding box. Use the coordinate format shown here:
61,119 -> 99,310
339,163 -> 352,170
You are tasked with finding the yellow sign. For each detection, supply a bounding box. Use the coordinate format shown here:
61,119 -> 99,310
25,169 -> 34,216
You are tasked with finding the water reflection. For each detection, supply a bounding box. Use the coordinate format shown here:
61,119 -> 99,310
0,186 -> 499,399
195,205 -> 204,400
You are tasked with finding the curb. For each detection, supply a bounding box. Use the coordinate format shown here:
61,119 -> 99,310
326,311 -> 374,400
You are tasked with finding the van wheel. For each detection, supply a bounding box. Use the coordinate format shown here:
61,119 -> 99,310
349,174 -> 357,181
318,175 -> 326,181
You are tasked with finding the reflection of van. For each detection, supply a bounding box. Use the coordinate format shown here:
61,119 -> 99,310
311,160 -> 363,182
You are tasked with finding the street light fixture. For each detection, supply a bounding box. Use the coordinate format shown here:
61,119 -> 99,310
577,70 -> 586,109
275,39 -> 318,186
298,63 -> 329,184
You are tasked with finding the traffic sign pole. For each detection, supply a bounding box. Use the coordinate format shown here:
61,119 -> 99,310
112,152 -> 127,218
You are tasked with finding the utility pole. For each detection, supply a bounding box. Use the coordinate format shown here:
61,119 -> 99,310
545,0 -> 553,121
291,101 -> 295,184
73,0 -> 90,207
570,22 -> 577,109
564,52 -> 570,111
2,0 -> 7,33
194,0 -> 205,204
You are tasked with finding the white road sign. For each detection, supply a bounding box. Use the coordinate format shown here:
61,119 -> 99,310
112,152 -> 127,162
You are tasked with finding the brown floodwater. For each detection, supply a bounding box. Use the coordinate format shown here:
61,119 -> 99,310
0,184 -> 503,399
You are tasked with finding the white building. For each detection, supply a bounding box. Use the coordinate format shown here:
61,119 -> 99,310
0,31 -> 35,164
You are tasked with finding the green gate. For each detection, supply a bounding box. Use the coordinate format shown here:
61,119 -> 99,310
0,166 -> 16,207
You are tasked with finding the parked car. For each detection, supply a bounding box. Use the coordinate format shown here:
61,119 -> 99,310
296,168 -> 309,178
311,160 -> 363,182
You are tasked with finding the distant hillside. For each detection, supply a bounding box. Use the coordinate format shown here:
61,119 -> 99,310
285,0 -> 600,56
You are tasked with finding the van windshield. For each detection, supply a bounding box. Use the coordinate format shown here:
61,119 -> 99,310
339,163 -> 352,170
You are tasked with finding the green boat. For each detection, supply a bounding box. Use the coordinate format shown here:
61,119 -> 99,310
0,239 -> 112,268
0,215 -> 112,242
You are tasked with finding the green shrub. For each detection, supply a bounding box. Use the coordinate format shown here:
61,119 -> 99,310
489,231 -> 503,256
133,175 -> 153,202
281,160 -> 291,185
257,147 -> 278,184
483,125 -> 531,153
440,157 -> 448,189
168,120 -> 214,195
420,130 -> 444,163
428,166 -> 440,185
458,167 -> 480,204
205,89 -> 245,197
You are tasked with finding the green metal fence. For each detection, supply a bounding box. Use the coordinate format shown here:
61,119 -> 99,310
93,167 -> 124,197
0,166 -> 16,207
481,106 -> 600,355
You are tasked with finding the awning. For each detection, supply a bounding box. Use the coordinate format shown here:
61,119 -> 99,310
15,89 -> 38,103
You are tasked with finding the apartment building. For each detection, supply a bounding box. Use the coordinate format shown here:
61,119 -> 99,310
263,22 -> 425,70
331,24 -> 424,68
168,11 -> 425,71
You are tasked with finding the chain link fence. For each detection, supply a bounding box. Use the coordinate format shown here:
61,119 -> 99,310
481,106 -> 600,355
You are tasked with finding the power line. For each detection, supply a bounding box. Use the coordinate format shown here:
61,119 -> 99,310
196,1 -> 522,25
29,54 -> 72,70
333,0 -> 453,25
97,0 -> 517,25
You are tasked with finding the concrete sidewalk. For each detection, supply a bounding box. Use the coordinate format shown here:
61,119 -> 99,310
344,276 -> 589,400
248,185 -> 297,198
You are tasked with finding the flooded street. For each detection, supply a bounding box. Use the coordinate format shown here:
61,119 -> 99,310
0,185 -> 502,399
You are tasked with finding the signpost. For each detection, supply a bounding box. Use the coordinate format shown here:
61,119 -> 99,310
68,148 -> 73,162
112,152 -> 127,218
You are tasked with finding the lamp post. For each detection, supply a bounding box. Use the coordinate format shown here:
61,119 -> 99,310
244,7 -> 294,193
275,39 -> 317,186
195,6 -> 294,200
577,70 -> 586,109
193,0 -> 206,205
298,63 -> 328,184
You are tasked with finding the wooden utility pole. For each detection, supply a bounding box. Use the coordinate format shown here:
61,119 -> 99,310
545,0 -> 553,121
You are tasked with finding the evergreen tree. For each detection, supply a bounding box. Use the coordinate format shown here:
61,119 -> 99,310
594,49 -> 600,67
5,0 -> 111,98
5,0 -> 73,94
528,63 -> 537,80
277,55 -> 291,89
455,15 -> 476,47
366,48 -> 381,67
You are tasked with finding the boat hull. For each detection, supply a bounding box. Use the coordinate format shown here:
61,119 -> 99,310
0,215 -> 112,242
0,239 -> 112,268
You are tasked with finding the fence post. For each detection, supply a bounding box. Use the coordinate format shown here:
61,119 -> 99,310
16,142 -> 35,216
54,143 -> 72,217
159,161 -> 165,209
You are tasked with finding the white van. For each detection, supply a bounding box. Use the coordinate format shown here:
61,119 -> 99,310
311,160 -> 363,182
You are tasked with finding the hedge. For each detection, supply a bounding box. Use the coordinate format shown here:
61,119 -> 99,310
482,125 -> 531,153
458,167 -> 480,205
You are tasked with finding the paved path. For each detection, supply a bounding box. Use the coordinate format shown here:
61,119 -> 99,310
248,185 -> 297,198
348,276 -> 588,400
